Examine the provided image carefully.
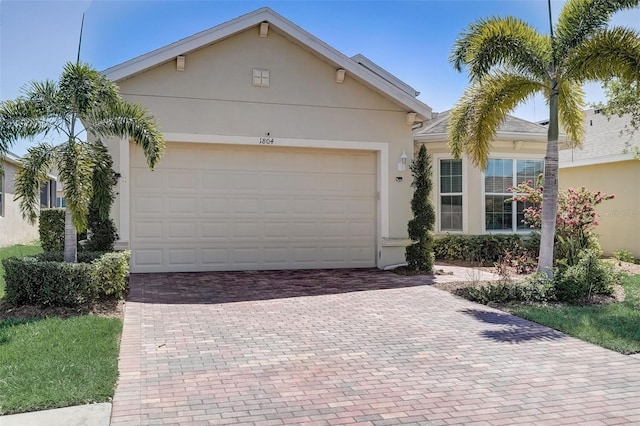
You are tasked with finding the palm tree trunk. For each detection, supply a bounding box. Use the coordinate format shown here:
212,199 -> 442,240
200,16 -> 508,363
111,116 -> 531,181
538,80 -> 560,277
64,207 -> 78,263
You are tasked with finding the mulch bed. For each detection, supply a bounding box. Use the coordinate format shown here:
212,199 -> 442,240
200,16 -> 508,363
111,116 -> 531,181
0,299 -> 124,320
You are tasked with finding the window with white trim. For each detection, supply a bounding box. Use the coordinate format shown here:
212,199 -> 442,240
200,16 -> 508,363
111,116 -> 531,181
484,158 -> 543,232
439,159 -> 463,231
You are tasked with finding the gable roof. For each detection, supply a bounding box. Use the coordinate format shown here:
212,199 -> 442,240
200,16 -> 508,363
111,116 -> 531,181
560,109 -> 639,167
414,110 -> 550,142
103,7 -> 432,121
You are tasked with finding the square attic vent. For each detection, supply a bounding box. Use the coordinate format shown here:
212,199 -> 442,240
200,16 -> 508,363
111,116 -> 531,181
253,68 -> 270,87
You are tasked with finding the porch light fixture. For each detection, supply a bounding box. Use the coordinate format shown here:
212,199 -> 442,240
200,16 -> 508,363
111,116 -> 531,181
260,22 -> 269,37
406,112 -> 417,125
176,55 -> 185,71
335,68 -> 346,83
398,150 -> 408,172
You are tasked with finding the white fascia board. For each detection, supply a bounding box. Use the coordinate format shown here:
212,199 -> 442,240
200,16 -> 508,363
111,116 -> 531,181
102,8 -> 432,121
351,53 -> 418,97
414,131 -> 548,143
560,153 -> 635,168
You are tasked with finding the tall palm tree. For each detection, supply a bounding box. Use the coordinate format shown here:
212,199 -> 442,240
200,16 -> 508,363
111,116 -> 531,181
0,62 -> 165,262
448,0 -> 640,276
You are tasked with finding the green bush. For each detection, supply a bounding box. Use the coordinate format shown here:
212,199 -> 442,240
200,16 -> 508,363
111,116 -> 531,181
2,251 -> 131,307
3,257 -> 93,307
433,234 -> 537,265
613,248 -> 636,263
554,249 -> 617,303
35,251 -> 108,263
458,276 -> 554,305
39,209 -> 65,252
92,251 -> 131,299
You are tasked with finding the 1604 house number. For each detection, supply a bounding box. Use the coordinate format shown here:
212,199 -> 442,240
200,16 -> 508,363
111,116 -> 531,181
259,137 -> 275,144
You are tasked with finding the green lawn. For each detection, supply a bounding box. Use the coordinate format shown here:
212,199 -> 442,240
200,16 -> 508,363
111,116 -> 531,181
0,243 -> 43,298
0,243 -> 123,415
511,274 -> 640,354
0,316 -> 122,415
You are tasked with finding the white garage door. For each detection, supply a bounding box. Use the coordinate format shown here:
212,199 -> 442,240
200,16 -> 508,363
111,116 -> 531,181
129,143 -> 377,272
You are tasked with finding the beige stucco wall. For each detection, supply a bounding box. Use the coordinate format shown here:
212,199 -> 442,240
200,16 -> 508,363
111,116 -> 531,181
108,26 -> 417,267
0,162 -> 39,247
416,139 -> 547,236
559,160 -> 640,257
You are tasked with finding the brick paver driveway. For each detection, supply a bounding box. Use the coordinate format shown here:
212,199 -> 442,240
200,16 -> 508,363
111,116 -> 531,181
111,269 -> 640,425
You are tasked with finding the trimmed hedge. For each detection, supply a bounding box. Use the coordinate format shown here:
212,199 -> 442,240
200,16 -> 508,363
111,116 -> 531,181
433,234 -> 539,265
39,208 -> 65,252
3,251 -> 131,307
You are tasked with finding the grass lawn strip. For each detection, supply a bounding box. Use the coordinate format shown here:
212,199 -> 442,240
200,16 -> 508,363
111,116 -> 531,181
0,243 -> 43,298
0,315 -> 122,415
510,274 -> 640,355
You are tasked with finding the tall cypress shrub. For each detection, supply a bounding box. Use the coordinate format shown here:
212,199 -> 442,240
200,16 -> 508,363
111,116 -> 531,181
405,144 -> 435,273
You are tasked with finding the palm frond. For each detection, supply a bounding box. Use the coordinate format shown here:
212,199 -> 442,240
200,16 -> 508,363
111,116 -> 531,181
448,73 -> 543,169
0,98 -> 57,148
87,102 -> 165,169
555,0 -> 640,60
89,141 -> 117,220
60,62 -> 121,116
563,27 -> 640,82
14,143 -> 56,224
557,80 -> 586,146
450,16 -> 551,82
58,140 -> 95,232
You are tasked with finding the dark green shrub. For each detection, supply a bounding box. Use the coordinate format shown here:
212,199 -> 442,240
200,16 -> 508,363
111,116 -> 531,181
3,257 -> 94,307
83,207 -> 118,252
39,208 -> 65,252
554,249 -> 617,303
459,276 -> 554,305
434,234 -> 537,266
2,251 -> 131,307
406,145 -> 435,273
35,251 -> 108,263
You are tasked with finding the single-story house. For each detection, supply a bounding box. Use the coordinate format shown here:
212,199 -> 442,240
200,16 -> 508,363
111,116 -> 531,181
559,109 -> 640,257
103,7 -> 432,273
413,111 -> 550,235
1,152 -> 57,247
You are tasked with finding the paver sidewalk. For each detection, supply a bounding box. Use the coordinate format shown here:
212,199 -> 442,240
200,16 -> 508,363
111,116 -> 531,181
111,268 -> 640,425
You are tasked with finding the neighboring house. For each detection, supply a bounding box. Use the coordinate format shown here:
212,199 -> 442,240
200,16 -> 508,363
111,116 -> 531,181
414,111 -> 550,236
559,109 -> 640,257
0,152 -> 57,247
103,7 -> 432,273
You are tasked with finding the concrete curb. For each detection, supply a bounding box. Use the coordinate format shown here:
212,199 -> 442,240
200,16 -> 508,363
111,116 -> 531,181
0,403 -> 111,426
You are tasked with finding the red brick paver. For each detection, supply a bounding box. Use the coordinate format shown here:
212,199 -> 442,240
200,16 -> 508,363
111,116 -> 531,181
110,269 -> 640,425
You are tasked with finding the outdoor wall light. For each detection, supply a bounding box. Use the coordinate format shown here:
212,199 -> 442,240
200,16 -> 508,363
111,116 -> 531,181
336,68 -> 346,83
398,150 -> 408,172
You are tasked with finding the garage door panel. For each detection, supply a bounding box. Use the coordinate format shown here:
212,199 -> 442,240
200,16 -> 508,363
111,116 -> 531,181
130,144 -> 376,272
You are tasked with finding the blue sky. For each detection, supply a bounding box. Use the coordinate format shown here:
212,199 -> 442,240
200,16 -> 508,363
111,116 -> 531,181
2,0 -> 639,155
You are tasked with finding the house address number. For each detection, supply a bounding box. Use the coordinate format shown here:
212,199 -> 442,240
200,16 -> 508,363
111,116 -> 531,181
259,137 -> 275,144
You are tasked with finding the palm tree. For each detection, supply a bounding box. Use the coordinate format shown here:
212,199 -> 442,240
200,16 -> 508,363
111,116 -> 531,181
0,62 -> 165,262
448,0 -> 640,277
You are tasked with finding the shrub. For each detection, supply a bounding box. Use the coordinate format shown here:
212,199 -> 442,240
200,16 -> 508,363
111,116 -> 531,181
406,145 -> 435,273
35,251 -> 108,263
3,257 -> 94,307
554,249 -> 617,303
613,248 -> 636,264
458,276 -> 554,305
92,251 -> 131,299
2,251 -> 131,307
39,208 -> 65,252
434,234 -> 537,267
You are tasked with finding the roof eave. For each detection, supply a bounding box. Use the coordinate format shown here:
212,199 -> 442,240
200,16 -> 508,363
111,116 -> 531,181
103,7 -> 432,120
